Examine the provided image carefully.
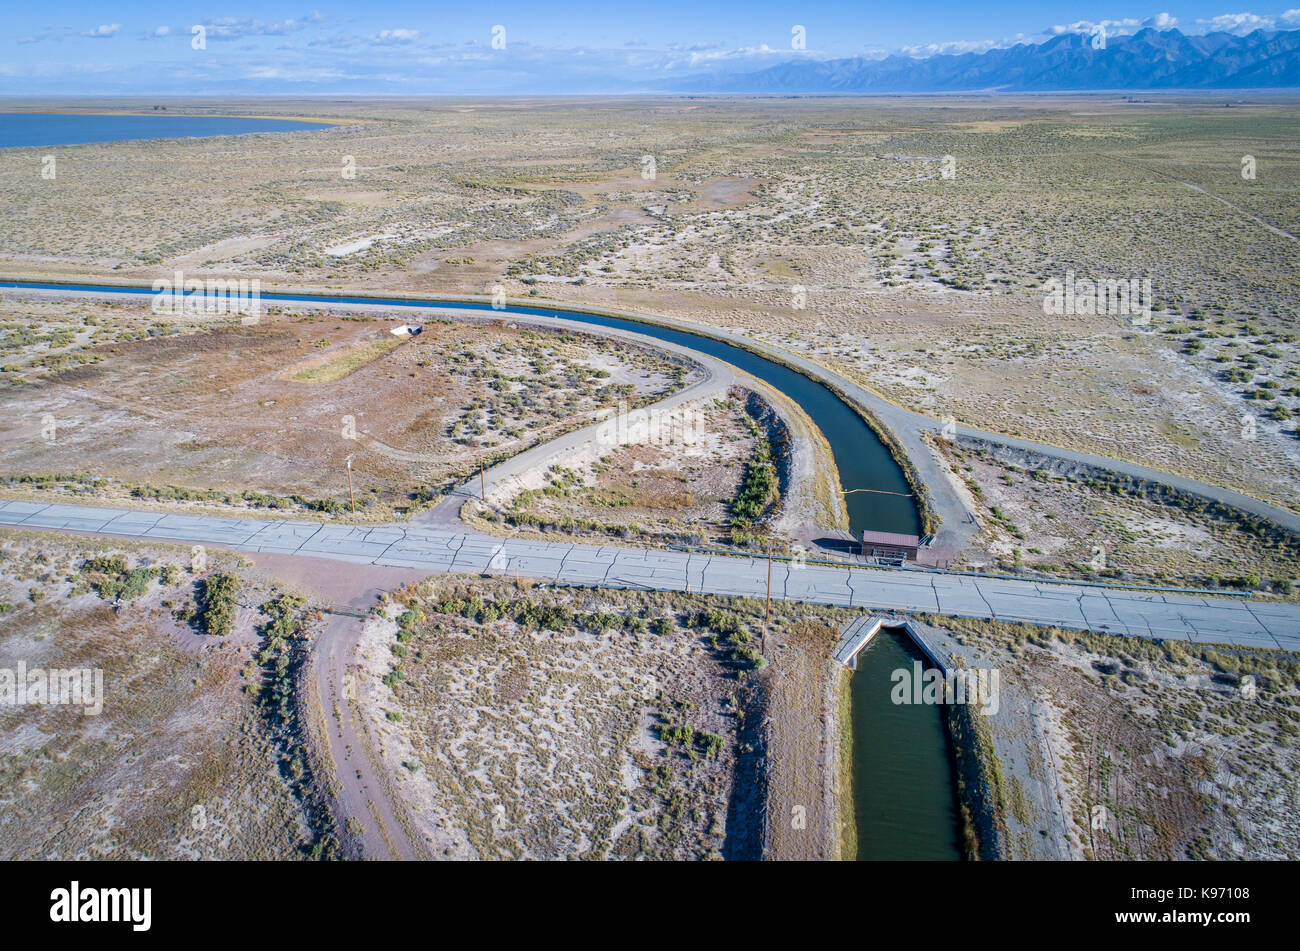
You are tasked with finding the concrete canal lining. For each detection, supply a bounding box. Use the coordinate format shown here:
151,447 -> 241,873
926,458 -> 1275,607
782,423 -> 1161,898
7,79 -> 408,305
833,614 -> 952,673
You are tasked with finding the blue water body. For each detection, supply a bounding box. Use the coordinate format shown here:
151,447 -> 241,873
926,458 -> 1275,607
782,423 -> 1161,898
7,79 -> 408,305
0,113 -> 334,148
0,280 -> 921,536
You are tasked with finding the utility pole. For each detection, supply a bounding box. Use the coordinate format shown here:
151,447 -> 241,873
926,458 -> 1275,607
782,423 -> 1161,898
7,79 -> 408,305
765,544 -> 772,626
346,456 -> 355,514
480,462 -> 486,502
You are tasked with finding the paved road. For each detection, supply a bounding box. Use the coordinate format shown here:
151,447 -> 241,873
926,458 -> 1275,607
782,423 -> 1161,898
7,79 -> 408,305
2,499 -> 1296,650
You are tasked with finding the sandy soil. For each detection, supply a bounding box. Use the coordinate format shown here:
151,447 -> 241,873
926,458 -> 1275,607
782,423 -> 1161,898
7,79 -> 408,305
0,297 -> 688,520
919,615 -> 1300,860
930,439 -> 1300,593
0,530 -> 321,859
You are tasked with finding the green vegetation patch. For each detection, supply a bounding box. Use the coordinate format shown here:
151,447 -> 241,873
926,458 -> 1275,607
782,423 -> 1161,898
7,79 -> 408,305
292,336 -> 403,383
729,438 -> 779,546
196,572 -> 241,637
79,554 -> 159,601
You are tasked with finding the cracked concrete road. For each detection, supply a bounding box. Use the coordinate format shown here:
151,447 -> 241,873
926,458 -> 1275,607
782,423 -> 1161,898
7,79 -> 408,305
2,499 -> 1295,650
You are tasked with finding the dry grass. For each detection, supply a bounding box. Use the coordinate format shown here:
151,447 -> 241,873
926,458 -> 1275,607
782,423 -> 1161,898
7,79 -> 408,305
0,530 -> 322,859
934,440 -> 1300,593
486,392 -> 769,549
926,614 -> 1300,860
0,298 -> 688,520
292,336 -> 404,383
354,577 -> 856,859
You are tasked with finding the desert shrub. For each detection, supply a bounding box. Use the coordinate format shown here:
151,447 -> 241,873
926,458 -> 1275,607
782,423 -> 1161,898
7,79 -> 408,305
197,572 -> 241,636
80,555 -> 159,601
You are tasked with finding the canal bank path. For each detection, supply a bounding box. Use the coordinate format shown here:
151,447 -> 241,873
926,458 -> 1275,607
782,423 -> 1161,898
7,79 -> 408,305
1,499 -> 1296,650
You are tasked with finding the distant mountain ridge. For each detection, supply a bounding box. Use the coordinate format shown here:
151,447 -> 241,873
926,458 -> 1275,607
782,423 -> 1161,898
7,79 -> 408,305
683,28 -> 1300,93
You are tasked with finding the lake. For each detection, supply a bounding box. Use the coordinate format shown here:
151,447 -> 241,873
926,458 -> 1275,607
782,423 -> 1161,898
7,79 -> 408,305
0,113 -> 335,148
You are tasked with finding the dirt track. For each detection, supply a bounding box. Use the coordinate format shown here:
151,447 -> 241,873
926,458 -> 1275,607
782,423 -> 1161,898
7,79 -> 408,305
248,552 -> 430,860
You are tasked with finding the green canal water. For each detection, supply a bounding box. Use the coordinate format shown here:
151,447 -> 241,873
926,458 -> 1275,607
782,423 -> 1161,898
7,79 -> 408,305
849,628 -> 964,861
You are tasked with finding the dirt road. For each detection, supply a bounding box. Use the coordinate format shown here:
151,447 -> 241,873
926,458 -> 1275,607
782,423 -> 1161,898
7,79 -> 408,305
249,552 -> 430,860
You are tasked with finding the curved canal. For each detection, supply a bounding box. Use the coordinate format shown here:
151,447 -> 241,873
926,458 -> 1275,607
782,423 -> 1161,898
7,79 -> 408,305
2,281 -> 921,537
4,279 -> 962,861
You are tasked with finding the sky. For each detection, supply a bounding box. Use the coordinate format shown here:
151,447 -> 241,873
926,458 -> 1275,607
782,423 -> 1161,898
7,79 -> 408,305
4,2 -> 1300,94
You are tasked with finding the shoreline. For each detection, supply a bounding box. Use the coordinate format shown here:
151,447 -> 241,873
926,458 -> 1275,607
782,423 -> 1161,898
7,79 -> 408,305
0,109 -> 343,125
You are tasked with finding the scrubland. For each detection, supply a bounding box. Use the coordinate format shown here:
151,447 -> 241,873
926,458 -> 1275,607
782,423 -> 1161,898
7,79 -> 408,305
356,577 -> 855,859
0,530 -> 335,859
3,95 -> 1296,507
0,295 -> 686,518
923,615 -> 1300,860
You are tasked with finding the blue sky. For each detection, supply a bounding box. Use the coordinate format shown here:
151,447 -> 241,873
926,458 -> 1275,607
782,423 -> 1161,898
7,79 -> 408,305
5,3 -> 1300,94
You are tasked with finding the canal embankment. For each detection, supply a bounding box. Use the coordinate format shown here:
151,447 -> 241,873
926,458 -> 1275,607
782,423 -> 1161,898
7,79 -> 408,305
758,618 -> 844,860
825,614 -> 1059,861
833,615 -> 1081,861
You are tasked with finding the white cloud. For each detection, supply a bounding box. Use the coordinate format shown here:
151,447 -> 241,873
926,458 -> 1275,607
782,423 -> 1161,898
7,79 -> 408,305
1197,12 -> 1276,34
667,41 -> 726,52
898,31 -> 1035,58
202,16 -> 315,41
81,24 -> 121,39
371,29 -> 420,45
1050,18 -> 1142,36
903,38 -> 1006,56
1043,13 -> 1183,39
679,43 -> 809,65
1283,9 -> 1300,24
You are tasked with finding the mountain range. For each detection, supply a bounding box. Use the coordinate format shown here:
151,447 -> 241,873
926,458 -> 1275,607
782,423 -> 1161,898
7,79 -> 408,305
680,28 -> 1300,93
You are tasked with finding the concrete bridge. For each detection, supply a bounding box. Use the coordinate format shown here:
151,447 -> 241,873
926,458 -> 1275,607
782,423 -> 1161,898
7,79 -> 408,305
831,615 -> 953,670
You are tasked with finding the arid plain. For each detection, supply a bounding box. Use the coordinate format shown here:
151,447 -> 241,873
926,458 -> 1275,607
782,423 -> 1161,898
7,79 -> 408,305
2,96 -> 1298,861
